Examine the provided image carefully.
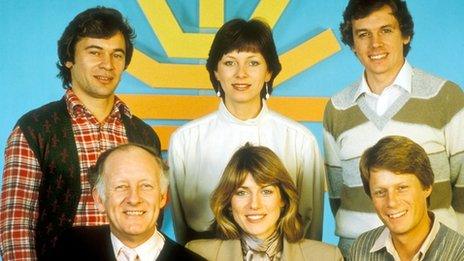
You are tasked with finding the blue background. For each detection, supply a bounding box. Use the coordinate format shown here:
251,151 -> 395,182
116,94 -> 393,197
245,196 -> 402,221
1,0 -> 463,251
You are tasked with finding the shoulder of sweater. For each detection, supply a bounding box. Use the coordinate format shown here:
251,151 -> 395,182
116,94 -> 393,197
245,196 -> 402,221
437,223 -> 464,243
353,226 -> 385,246
18,99 -> 64,123
410,68 -> 451,99
328,81 -> 359,111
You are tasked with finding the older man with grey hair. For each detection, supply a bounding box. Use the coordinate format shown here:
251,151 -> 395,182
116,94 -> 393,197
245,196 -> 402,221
54,143 -> 204,260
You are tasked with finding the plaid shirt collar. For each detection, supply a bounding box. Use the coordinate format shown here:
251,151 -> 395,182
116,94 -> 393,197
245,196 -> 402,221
64,88 -> 132,120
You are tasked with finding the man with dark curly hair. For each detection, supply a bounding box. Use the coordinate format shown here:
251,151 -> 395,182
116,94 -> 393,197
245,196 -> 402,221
323,0 -> 464,256
0,7 -> 160,260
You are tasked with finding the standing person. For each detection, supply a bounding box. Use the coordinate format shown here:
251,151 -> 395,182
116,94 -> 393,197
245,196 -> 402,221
169,18 -> 324,245
54,144 -> 204,261
323,0 -> 464,256
187,144 -> 342,261
351,136 -> 464,260
0,7 -> 160,260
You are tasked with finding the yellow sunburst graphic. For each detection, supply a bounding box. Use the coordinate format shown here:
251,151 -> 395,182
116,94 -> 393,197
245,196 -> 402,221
120,0 -> 341,149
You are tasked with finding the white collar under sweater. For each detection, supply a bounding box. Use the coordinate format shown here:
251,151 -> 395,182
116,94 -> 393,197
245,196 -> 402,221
354,60 -> 412,115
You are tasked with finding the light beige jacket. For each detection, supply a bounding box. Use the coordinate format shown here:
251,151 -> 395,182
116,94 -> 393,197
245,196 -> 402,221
186,238 -> 343,261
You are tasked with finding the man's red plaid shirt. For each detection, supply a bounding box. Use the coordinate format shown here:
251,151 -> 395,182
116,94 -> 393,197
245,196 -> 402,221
0,89 -> 131,260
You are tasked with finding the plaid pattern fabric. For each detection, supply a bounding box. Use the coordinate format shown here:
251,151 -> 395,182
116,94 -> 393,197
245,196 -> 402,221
0,89 -> 130,260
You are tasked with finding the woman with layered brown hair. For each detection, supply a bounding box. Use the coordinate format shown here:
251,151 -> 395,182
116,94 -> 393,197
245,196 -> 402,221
186,144 -> 342,261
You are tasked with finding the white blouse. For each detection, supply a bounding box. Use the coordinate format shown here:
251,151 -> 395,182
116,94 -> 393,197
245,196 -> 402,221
168,101 -> 325,244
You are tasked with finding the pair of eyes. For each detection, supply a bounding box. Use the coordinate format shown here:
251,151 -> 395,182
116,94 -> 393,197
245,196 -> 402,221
235,188 -> 276,197
356,27 -> 394,39
88,50 -> 125,60
372,185 -> 409,197
113,183 -> 155,191
221,60 -> 262,67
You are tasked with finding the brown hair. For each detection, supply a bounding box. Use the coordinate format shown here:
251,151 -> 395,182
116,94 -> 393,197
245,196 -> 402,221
359,136 -> 434,198
57,6 -> 135,88
340,0 -> 414,56
206,19 -> 281,99
210,143 -> 303,242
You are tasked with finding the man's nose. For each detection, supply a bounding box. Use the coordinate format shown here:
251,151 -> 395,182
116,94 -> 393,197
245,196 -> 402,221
99,53 -> 114,70
126,187 -> 142,204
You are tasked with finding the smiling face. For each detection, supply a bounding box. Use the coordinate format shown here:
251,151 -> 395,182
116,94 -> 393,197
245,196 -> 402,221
66,31 -> 126,102
231,174 -> 284,240
351,5 -> 410,88
214,50 -> 272,112
370,169 -> 432,239
92,147 -> 167,247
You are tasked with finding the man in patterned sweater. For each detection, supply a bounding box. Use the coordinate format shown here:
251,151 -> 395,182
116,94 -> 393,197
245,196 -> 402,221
350,136 -> 464,260
0,7 -> 160,260
323,0 -> 464,256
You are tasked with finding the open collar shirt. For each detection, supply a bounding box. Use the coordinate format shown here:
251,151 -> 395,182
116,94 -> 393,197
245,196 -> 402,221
370,214 -> 440,261
354,60 -> 412,116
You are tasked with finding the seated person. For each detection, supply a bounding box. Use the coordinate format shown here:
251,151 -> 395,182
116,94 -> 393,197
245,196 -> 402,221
187,143 -> 342,260
54,144 -> 204,260
350,136 -> 464,260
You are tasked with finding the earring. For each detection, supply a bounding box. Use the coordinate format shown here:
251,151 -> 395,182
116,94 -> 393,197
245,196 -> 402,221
216,83 -> 222,97
265,82 -> 270,100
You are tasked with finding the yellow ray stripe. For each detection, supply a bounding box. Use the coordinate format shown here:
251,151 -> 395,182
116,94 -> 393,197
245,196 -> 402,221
275,29 -> 341,85
152,125 -> 177,150
199,0 -> 223,28
251,0 -> 289,27
119,94 -> 328,122
127,49 -> 210,88
138,0 -> 214,58
128,29 -> 340,89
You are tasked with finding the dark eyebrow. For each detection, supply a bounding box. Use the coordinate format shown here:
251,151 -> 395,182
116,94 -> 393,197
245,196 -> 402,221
113,48 -> 126,54
380,25 -> 395,30
84,45 -> 125,54
354,28 -> 369,34
85,45 -> 103,51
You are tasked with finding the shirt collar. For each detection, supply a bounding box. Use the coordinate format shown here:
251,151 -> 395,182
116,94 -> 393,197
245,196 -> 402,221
370,212 -> 440,261
353,60 -> 412,102
64,88 -> 132,120
218,99 -> 268,125
111,229 -> 165,261
413,214 -> 440,261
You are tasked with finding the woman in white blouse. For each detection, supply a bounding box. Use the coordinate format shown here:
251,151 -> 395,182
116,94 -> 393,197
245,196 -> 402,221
168,18 -> 325,245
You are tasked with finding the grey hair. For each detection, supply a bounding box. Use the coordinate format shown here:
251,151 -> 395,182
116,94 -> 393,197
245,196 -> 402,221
89,143 -> 169,202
